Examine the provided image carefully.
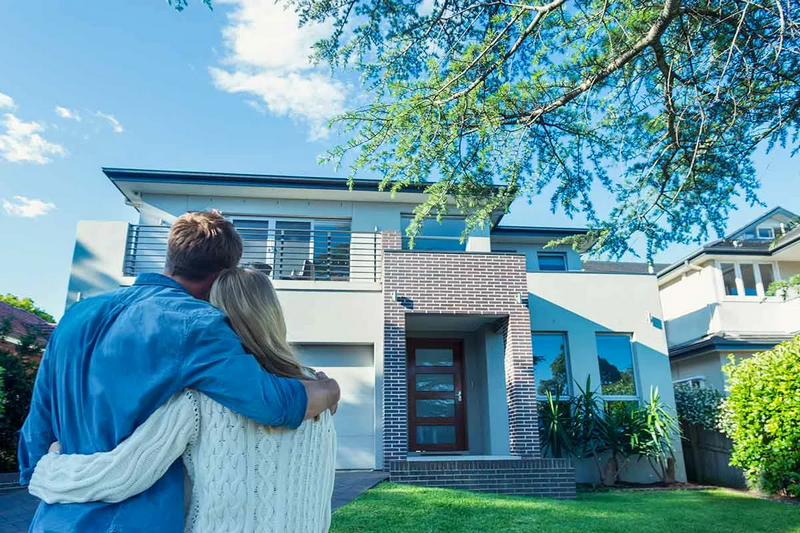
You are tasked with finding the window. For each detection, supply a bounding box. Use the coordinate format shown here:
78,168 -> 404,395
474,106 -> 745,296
757,226 -> 775,240
595,334 -> 637,397
673,376 -> 706,388
401,215 -> 466,251
532,333 -> 570,397
537,252 -> 567,271
718,261 -> 779,298
739,263 -> 758,296
721,262 -> 738,296
233,217 -> 352,280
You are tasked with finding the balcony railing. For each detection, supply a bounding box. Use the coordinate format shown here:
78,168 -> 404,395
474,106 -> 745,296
124,225 -> 382,282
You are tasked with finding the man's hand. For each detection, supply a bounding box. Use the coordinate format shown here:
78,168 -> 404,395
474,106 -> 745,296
315,372 -> 339,416
303,374 -> 340,420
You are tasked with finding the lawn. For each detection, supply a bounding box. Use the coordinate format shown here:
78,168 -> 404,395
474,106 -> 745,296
330,483 -> 800,533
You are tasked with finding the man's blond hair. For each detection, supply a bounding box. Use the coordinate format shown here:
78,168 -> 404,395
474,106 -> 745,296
165,211 -> 242,281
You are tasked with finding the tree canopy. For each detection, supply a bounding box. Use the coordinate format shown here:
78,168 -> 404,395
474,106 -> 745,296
178,0 -> 799,258
0,294 -> 54,323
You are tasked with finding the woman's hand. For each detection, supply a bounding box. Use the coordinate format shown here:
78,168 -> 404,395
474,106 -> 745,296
49,441 -> 61,454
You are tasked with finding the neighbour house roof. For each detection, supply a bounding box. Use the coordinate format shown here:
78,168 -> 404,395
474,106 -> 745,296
0,302 -> 54,346
582,261 -> 670,275
657,206 -> 800,281
669,331 -> 798,360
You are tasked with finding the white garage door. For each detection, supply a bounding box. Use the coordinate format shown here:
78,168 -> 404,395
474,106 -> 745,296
297,345 -> 375,470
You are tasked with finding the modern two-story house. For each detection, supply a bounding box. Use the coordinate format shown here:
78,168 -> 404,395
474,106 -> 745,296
658,207 -> 800,390
64,168 -> 685,496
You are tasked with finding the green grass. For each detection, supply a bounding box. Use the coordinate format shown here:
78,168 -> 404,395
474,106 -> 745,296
330,483 -> 800,533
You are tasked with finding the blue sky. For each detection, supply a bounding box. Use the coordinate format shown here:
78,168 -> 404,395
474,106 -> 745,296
0,0 -> 798,320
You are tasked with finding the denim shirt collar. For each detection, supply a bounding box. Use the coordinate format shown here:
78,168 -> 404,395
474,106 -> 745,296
133,273 -> 189,293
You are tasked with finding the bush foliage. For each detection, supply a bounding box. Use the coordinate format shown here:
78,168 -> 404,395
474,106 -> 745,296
722,338 -> 800,497
674,384 -> 724,429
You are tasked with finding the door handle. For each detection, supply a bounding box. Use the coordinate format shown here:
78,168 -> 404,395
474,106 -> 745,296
457,391 -> 462,403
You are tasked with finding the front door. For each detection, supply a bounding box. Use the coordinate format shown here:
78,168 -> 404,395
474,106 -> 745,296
407,339 -> 466,452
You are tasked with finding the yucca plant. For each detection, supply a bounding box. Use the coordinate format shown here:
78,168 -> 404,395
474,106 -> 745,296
539,391 -> 574,459
633,387 -> 680,483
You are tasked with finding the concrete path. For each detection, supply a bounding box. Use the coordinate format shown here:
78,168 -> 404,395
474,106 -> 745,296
0,471 -> 388,532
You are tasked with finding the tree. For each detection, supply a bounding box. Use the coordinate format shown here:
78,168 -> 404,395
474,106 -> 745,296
175,0 -> 799,259
0,318 -> 45,471
0,294 -> 55,323
721,338 -> 800,497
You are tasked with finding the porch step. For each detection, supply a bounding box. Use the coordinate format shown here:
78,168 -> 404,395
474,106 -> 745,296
390,457 -> 576,499
0,472 -> 22,493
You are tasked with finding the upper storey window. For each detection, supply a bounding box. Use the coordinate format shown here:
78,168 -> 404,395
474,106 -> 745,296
719,261 -> 779,298
757,226 -> 776,240
537,252 -> 567,271
401,215 -> 466,251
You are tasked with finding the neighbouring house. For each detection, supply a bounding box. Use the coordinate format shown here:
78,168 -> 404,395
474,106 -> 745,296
658,207 -> 800,391
64,167 -> 686,495
0,302 -> 54,358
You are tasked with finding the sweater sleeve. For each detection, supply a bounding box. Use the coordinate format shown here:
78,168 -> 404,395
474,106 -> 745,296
28,390 -> 199,504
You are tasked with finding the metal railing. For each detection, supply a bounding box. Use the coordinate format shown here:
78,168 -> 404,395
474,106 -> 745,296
124,225 -> 382,282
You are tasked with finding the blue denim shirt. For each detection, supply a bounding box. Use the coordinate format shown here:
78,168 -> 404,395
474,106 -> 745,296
18,273 -> 307,533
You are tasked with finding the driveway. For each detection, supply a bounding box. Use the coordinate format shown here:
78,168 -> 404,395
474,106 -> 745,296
0,471 -> 387,532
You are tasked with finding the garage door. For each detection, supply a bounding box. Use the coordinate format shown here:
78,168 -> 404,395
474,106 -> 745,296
297,345 -> 375,470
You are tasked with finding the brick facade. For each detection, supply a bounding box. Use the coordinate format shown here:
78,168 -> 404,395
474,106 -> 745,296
381,231 -> 540,467
390,459 -> 576,499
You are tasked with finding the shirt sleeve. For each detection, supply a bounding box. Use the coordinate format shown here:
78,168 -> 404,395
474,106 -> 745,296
27,391 -> 199,504
18,345 -> 56,485
179,310 -> 307,428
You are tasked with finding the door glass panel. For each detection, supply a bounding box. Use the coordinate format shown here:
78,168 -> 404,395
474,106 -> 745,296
416,425 -> 456,445
416,348 -> 454,367
415,374 -> 454,392
416,399 -> 455,418
721,263 -> 738,296
234,220 -> 272,268
759,264 -> 776,294
740,264 -> 757,296
275,221 -> 312,279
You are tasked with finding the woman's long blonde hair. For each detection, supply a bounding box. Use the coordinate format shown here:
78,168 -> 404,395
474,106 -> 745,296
210,268 -> 307,380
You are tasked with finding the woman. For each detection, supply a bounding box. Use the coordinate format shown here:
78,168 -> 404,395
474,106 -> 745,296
28,268 -> 337,533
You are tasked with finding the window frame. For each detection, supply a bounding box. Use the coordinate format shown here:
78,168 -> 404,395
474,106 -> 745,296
716,260 -> 781,300
536,251 -> 568,272
531,331 -> 572,400
673,375 -> 706,389
756,226 -> 776,240
594,332 -> 640,402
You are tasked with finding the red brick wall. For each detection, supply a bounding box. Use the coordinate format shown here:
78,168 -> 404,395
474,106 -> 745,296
382,231 -> 539,467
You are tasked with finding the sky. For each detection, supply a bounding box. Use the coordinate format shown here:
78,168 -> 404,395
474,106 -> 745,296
0,0 -> 798,321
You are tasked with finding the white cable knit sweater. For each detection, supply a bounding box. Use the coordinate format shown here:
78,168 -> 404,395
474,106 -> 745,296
29,390 -> 337,533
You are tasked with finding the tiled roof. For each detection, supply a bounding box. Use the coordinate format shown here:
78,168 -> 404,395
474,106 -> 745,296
0,302 -> 55,342
582,261 -> 669,275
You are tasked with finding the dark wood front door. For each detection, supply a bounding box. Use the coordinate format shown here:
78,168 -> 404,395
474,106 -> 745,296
407,339 -> 466,452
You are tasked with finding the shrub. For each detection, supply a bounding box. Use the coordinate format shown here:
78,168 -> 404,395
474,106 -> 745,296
721,338 -> 800,497
674,384 -> 724,429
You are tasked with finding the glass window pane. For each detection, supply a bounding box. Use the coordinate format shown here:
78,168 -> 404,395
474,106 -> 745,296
401,215 -> 466,251
596,334 -> 637,396
416,399 -> 455,418
759,264 -> 776,293
415,374 -> 454,392
275,221 -> 312,279
416,425 -> 456,445
538,253 -> 567,271
721,263 -> 738,296
313,220 -> 351,280
234,219 -> 271,267
532,334 -> 569,396
416,348 -> 454,367
740,264 -> 757,296
757,227 -> 774,239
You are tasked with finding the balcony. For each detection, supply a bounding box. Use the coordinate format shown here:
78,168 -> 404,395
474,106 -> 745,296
123,225 -> 382,282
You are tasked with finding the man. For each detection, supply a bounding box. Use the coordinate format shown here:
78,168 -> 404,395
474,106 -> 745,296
18,211 -> 340,532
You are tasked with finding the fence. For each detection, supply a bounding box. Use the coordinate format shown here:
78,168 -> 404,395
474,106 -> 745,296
681,422 -> 746,488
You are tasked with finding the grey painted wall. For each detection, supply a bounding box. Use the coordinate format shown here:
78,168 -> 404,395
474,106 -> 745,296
64,221 -> 130,310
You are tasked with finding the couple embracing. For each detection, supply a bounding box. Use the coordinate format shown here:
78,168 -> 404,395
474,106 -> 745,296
18,211 -> 341,532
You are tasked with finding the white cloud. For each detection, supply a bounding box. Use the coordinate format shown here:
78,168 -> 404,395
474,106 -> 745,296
95,111 -> 124,133
0,114 -> 67,164
0,92 -> 14,110
209,0 -> 347,140
55,106 -> 82,121
2,195 -> 56,218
